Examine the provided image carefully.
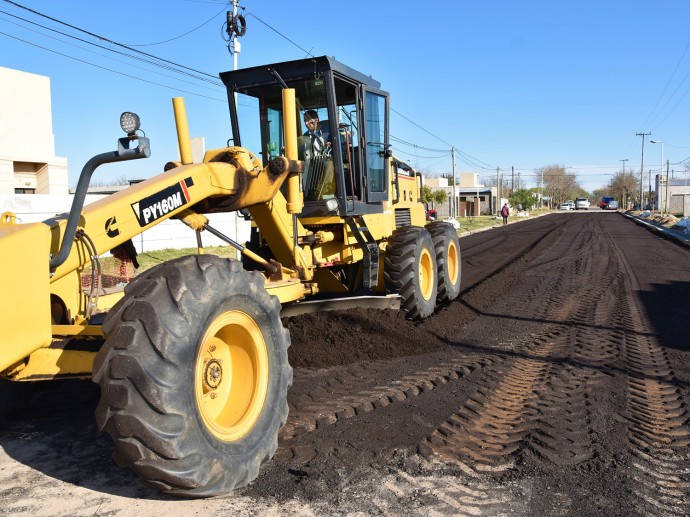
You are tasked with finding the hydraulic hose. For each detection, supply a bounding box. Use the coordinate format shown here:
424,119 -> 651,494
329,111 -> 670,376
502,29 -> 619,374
49,137 -> 150,271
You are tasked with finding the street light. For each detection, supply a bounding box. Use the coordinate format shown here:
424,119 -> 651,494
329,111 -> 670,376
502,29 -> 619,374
650,140 -> 663,212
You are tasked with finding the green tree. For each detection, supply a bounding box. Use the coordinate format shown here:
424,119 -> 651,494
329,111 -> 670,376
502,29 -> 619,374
421,185 -> 448,209
432,189 -> 447,207
607,170 -> 638,209
509,189 -> 534,211
421,184 -> 434,204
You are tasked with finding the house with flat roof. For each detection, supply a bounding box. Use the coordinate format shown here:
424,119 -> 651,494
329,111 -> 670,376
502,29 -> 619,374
0,66 -> 68,195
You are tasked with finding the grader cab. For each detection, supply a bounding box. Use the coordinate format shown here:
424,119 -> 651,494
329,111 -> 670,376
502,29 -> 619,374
0,56 -> 461,497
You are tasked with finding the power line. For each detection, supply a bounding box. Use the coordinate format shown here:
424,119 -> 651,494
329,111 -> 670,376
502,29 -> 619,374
391,106 -> 497,171
640,36 -> 690,131
0,30 -> 225,102
389,135 -> 450,154
245,11 -> 313,58
0,12 -> 225,91
3,0 -> 505,177
122,3 -> 228,47
1,0 -> 218,80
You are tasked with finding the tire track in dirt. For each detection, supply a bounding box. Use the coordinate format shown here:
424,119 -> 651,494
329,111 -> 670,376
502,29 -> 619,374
411,216 -> 627,514
278,219 -> 566,448
618,292 -> 690,515
603,222 -> 690,515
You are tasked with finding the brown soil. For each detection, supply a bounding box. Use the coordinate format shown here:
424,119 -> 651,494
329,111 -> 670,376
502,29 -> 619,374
2,211 -> 690,516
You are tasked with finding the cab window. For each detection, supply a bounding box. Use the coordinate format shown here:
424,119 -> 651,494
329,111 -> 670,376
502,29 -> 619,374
365,92 -> 386,194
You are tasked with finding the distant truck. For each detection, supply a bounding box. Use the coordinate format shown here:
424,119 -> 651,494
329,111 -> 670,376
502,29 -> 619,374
599,196 -> 618,210
575,197 -> 590,210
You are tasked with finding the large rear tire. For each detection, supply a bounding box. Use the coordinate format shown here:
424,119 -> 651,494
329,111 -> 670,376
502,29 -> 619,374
384,226 -> 437,320
93,255 -> 292,497
427,222 -> 462,305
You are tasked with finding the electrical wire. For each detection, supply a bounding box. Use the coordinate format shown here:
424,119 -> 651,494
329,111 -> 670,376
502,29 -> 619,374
391,106 -> 498,171
0,30 -> 226,102
0,13 -> 225,92
639,36 -> 690,131
122,3 -> 228,46
1,0 -> 219,80
245,11 -> 313,58
3,0 -> 510,179
0,8 -> 222,86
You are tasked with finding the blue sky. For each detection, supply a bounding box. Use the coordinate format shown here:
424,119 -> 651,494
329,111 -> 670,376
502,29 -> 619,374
2,0 -> 690,192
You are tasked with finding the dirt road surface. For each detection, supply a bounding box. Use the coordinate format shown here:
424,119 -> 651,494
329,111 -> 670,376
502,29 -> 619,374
2,212 -> 689,516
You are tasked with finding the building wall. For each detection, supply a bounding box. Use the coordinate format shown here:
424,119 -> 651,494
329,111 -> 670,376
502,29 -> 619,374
459,173 -> 478,187
0,67 -> 68,195
424,174 -> 495,218
655,175 -> 690,215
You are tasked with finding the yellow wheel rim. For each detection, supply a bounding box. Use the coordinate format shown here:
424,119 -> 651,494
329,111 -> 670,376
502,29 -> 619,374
419,247 -> 435,301
447,240 -> 459,286
195,310 -> 269,442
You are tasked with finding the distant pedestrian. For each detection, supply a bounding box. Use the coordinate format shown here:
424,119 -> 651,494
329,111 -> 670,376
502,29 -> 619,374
501,203 -> 510,225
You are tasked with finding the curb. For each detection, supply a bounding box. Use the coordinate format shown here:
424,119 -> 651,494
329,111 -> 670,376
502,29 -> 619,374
621,212 -> 690,249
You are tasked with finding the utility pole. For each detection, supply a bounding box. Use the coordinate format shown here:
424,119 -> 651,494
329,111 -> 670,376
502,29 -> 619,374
511,166 -> 514,192
665,159 -> 670,214
451,146 -> 457,219
619,159 -> 629,208
496,167 -> 500,215
648,169 -> 653,209
636,132 -> 650,209
230,0 -> 242,71
540,168 -> 544,209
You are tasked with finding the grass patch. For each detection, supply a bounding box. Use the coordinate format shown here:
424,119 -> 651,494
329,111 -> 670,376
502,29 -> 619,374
136,246 -> 238,270
96,245 -> 239,273
104,212 -> 550,275
455,215 -> 501,233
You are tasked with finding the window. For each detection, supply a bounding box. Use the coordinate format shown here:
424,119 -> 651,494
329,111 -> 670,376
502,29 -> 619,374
365,92 -> 386,195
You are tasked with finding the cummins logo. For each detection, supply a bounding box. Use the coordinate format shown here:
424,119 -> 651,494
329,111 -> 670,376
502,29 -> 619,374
131,178 -> 193,227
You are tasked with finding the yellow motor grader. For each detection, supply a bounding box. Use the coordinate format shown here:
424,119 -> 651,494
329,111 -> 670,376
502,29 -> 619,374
0,56 -> 461,497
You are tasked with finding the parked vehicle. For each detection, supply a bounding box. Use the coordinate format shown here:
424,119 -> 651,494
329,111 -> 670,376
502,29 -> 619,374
559,202 -> 572,210
563,200 -> 575,210
606,200 -> 619,210
575,197 -> 590,210
424,202 -> 438,221
599,196 -> 614,209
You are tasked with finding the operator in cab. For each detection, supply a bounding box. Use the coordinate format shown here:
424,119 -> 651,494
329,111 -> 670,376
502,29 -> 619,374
301,109 -> 335,200
303,110 -> 331,153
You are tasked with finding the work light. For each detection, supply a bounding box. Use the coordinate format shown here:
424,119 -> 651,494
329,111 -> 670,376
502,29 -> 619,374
120,112 -> 141,135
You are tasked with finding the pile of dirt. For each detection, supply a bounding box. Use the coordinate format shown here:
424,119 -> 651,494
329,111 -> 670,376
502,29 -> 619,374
284,308 -> 445,368
650,213 -> 679,227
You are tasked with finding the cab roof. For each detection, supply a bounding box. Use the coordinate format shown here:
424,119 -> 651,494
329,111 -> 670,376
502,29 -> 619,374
219,55 -> 382,96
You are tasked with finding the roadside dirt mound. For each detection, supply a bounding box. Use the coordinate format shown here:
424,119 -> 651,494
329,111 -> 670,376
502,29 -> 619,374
284,308 -> 443,368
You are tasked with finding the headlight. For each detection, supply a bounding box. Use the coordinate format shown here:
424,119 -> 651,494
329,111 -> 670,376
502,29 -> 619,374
326,198 -> 339,212
120,112 -> 141,135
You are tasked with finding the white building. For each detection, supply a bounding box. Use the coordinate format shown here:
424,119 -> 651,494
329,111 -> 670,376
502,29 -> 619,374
425,173 -> 498,217
655,174 -> 690,216
0,66 -> 248,253
0,66 -> 68,195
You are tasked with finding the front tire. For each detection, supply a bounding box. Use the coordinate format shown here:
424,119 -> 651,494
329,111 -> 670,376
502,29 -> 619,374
384,226 -> 437,320
93,255 -> 291,497
427,222 -> 461,305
